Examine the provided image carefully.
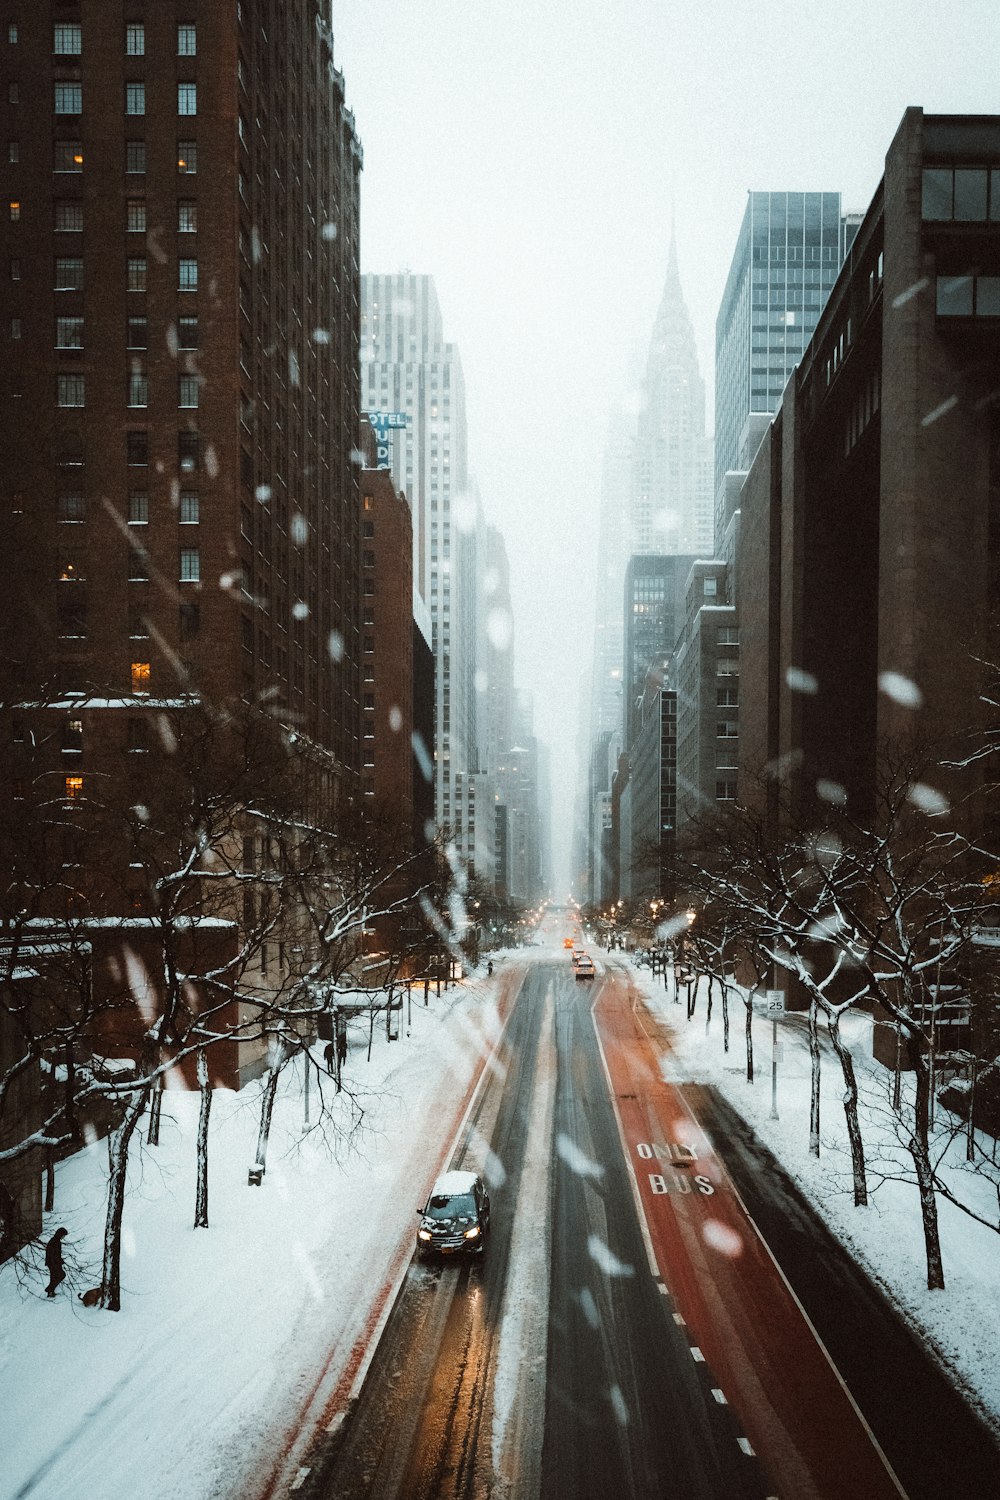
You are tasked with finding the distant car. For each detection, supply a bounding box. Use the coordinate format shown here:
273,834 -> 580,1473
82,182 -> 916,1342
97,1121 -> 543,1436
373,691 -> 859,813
417,1169 -> 491,1258
563,937 -> 575,949
575,956 -> 596,981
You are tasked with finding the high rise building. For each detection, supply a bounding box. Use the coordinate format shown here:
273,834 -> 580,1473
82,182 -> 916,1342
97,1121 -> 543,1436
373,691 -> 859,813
0,3 -> 364,840
361,274 -> 492,874
736,110 -> 1000,829
714,191 -> 860,545
622,553 -> 696,752
632,234 -> 714,559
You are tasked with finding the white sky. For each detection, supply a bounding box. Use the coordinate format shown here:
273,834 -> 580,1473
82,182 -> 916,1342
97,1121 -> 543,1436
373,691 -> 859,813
330,0 -> 999,890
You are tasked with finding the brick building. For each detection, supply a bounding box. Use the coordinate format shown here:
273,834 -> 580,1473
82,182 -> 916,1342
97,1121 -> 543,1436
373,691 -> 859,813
737,109 -> 1000,822
0,3 -> 366,1215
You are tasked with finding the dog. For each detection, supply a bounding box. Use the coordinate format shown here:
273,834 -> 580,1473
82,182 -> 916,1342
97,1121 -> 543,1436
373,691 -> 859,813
78,1287 -> 102,1307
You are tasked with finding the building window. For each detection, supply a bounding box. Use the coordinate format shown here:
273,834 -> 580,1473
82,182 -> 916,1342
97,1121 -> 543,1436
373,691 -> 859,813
127,199 -> 146,233
936,275 -> 974,317
8,84 -> 17,105
54,140 -> 83,171
8,24 -> 17,42
127,315 -> 147,348
716,780 -> 737,801
8,142 -> 18,162
58,493 -> 86,523
127,717 -> 149,752
177,315 -> 198,348
177,23 -> 196,56
178,374 -> 199,408
177,82 -> 197,115
178,258 -> 197,291
177,140 -> 197,173
10,258 -> 20,279
179,600 -> 200,638
58,435 -> 84,466
55,256 -> 83,290
127,606 -> 149,638
703,577 -> 718,597
717,626 -> 740,645
125,82 -> 145,116
127,430 -> 149,465
10,317 -> 20,338
126,140 -> 146,174
128,491 -> 148,524
62,719 -> 83,753
129,374 -> 147,417
125,23 -> 145,56
179,491 -> 199,523
131,661 -> 150,695
55,315 -> 83,348
177,200 -> 197,233
64,775 -> 84,800
54,23 -> 82,55
54,201 -> 83,232
717,721 -> 739,738
128,544 -> 149,581
179,547 -> 200,582
178,430 -> 199,471
127,256 -> 147,291
57,373 -> 85,407
54,82 -> 82,114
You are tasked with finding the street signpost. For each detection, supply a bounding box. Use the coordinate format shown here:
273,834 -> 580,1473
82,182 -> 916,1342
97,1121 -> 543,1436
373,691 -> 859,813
766,989 -> 784,1118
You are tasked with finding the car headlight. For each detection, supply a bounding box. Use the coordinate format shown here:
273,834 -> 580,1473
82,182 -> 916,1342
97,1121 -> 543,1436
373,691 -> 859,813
418,1229 -> 432,1241
463,1224 -> 481,1240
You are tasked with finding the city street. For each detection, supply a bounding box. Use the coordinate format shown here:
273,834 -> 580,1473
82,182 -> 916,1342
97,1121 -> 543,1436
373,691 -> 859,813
289,958 -> 934,1500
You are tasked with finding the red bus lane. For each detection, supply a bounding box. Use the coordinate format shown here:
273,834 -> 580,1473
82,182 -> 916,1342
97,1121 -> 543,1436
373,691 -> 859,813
593,975 -> 906,1500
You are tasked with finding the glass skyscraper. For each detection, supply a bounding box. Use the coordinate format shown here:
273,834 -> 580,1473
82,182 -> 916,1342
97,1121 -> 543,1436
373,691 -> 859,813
714,192 -> 859,542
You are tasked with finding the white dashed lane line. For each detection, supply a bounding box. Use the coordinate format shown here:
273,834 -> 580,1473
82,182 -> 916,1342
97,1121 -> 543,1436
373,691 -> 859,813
737,1437 -> 756,1456
711,1388 -> 728,1404
690,1346 -> 705,1362
290,1466 -> 310,1491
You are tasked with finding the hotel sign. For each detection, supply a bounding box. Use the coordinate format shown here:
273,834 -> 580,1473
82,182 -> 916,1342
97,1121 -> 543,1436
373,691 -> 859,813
365,411 -> 408,470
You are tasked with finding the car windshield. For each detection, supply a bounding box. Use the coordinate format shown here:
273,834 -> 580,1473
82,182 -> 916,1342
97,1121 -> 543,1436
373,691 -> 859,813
425,1192 -> 476,1220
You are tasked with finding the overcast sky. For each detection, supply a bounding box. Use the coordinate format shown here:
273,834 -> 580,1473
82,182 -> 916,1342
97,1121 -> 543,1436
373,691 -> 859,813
331,0 -> 998,891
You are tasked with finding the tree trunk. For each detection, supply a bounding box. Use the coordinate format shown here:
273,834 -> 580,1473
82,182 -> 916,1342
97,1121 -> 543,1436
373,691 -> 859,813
745,997 -> 754,1083
44,1149 -> 55,1213
194,1048 -> 211,1228
254,1055 -> 282,1175
721,983 -> 730,1053
705,976 -> 714,1034
100,1085 -> 149,1311
808,998 -> 821,1157
827,1011 -> 867,1207
147,1077 -> 163,1146
904,1027 -> 945,1290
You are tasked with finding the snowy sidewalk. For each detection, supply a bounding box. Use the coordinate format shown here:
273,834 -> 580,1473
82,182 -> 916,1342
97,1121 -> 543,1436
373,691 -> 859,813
0,960 -> 526,1500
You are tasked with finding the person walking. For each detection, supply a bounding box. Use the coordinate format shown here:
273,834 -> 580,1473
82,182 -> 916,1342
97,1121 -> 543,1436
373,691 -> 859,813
44,1227 -> 68,1298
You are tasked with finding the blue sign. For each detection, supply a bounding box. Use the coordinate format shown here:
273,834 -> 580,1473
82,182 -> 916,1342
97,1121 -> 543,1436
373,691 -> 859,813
366,411 -> 408,430
365,411 -> 408,470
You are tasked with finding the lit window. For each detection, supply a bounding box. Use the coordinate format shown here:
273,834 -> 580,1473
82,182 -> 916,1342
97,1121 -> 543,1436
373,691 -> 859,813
127,257 -> 147,291
128,492 -> 149,524
55,316 -> 83,348
179,546 -> 200,582
177,140 -> 197,174
128,371 -> 148,407
125,82 -> 145,116
53,23 -> 81,54
54,201 -> 83,232
55,82 -> 82,114
179,492 -> 199,523
54,140 -> 83,171
125,23 -> 145,56
55,256 -> 83,290
8,200 -> 19,221
126,140 -> 146,173
57,373 -> 85,407
178,374 -> 199,407
64,775 -> 84,800
131,661 -> 150,695
127,199 -> 146,232
178,258 -> 198,291
177,82 -> 197,116
177,24 -> 196,56
177,200 -> 197,233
